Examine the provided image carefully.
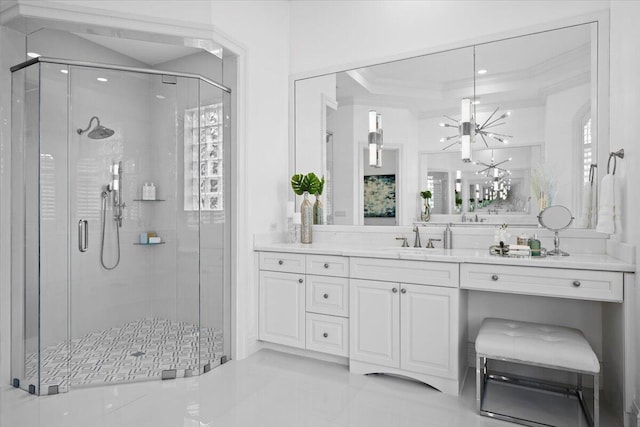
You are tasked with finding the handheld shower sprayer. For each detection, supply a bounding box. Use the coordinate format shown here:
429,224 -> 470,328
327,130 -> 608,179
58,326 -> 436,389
107,161 -> 125,227
100,161 -> 125,270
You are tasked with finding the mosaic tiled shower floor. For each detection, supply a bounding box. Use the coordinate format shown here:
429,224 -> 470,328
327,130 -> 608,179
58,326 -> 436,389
26,318 -> 223,392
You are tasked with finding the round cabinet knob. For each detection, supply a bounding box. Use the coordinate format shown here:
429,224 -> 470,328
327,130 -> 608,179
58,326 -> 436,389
323,263 -> 329,269
323,332 -> 328,338
573,280 -> 581,287
323,293 -> 329,299
491,274 -> 499,281
278,260 -> 283,265
392,287 -> 398,293
401,288 -> 407,294
298,278 -> 303,283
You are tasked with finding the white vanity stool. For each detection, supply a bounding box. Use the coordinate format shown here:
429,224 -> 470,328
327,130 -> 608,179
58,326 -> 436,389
475,318 -> 599,427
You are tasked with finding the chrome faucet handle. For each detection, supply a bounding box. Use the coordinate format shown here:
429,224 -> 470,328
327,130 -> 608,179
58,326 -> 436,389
425,238 -> 441,248
395,237 -> 409,247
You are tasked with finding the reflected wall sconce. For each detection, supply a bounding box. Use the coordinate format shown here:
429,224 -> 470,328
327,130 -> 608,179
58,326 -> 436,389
440,99 -> 513,162
455,170 -> 462,192
368,110 -> 383,168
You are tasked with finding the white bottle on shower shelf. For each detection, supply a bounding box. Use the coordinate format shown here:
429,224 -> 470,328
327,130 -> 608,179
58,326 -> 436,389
142,183 -> 156,200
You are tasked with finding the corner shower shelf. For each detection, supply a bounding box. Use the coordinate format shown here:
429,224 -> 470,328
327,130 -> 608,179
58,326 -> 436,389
134,242 -> 166,245
133,199 -> 166,202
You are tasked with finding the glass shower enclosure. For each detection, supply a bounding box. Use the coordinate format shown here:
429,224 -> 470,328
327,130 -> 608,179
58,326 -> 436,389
10,57 -> 231,395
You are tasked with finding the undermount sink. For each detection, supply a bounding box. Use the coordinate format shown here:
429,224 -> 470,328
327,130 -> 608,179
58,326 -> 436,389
385,247 -> 444,254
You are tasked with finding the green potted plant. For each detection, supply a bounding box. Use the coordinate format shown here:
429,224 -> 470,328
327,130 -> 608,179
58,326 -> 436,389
420,190 -> 432,221
312,175 -> 325,225
291,172 -> 321,243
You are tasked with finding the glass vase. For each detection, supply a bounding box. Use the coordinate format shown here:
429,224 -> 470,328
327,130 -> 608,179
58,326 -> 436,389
313,195 -> 323,225
421,202 -> 431,222
300,192 -> 313,244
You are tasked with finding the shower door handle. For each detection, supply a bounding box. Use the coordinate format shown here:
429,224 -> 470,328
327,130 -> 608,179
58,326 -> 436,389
78,219 -> 88,252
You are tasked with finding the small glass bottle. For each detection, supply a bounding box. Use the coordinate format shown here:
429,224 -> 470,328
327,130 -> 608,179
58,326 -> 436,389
528,233 -> 541,257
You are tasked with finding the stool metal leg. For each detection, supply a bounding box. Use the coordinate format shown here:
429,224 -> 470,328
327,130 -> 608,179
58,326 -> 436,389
476,355 -> 482,412
593,373 -> 599,427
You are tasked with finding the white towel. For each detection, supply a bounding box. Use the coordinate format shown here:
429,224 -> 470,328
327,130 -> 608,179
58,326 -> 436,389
596,174 -> 615,234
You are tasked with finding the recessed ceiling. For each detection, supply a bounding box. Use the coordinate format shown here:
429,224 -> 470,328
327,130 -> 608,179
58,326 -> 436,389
74,32 -> 204,66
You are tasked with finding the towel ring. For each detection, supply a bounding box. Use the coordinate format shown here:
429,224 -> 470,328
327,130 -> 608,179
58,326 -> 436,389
607,149 -> 625,175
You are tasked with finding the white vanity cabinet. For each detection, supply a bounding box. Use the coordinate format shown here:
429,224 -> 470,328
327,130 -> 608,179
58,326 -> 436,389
258,256 -> 306,348
258,252 -> 350,356
349,258 -> 466,395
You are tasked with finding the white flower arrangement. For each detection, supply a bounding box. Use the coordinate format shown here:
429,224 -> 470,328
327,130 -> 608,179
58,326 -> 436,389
494,224 -> 510,244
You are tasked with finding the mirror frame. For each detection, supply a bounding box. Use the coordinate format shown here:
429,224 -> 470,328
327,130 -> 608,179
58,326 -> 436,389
289,11 -> 610,228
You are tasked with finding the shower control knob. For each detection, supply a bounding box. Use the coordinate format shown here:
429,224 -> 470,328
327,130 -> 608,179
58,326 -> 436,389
278,260 -> 284,265
491,274 -> 499,281
323,333 -> 328,338
323,293 -> 329,299
298,278 -> 303,283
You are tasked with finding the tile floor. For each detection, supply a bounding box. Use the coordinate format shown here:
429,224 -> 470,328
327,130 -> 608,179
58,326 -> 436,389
23,318 -> 223,393
0,349 -> 622,427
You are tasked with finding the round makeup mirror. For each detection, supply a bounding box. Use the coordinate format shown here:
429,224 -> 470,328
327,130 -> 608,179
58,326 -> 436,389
538,205 -> 574,256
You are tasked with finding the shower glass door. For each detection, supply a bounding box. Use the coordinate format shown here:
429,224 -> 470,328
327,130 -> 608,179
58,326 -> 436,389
12,57 -> 229,394
67,65 -> 203,386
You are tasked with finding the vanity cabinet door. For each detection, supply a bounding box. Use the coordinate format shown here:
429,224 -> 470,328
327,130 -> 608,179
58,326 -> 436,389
350,279 -> 400,368
400,284 -> 458,378
259,271 -> 306,348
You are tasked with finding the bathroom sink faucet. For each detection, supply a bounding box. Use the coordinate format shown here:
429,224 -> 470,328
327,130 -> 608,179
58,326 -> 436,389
413,225 -> 421,247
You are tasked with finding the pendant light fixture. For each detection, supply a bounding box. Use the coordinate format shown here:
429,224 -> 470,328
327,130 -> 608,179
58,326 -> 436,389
460,98 -> 474,162
440,99 -> 513,162
368,110 -> 383,167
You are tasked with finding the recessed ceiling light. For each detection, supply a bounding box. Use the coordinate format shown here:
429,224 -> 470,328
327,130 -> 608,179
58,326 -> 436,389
60,69 -> 69,74
156,95 -> 166,100
477,69 -> 487,75
473,100 -> 480,105
97,77 -> 108,82
27,52 -> 41,58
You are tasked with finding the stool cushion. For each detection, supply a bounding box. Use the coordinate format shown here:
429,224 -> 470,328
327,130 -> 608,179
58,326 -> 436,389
476,318 -> 599,373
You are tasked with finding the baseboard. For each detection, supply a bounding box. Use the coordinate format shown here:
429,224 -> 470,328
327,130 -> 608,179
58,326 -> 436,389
260,341 -> 349,366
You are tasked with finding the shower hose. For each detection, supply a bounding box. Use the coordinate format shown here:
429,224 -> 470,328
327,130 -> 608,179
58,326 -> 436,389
100,191 -> 121,270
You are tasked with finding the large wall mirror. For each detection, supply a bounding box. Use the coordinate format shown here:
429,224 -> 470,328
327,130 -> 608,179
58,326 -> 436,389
293,21 -> 607,227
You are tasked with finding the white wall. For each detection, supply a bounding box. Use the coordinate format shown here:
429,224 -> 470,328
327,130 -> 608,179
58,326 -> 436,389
289,1 -> 609,76
610,0 -> 640,418
206,1 -> 291,359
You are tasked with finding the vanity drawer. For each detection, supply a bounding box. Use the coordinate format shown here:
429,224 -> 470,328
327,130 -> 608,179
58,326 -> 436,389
306,313 -> 349,357
460,263 -> 623,302
306,275 -> 349,317
306,254 -> 349,277
259,252 -> 306,274
350,257 -> 459,288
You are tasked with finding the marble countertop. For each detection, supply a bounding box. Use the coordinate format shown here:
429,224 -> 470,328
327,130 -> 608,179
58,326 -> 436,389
254,242 -> 635,272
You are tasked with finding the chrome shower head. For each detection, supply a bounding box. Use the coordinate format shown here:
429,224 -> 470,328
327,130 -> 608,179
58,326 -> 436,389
77,116 -> 114,139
